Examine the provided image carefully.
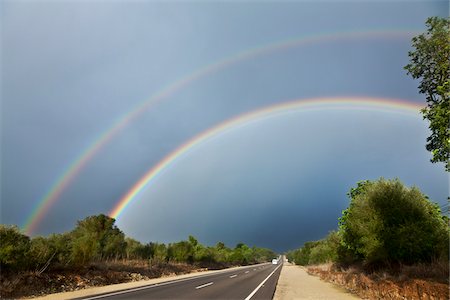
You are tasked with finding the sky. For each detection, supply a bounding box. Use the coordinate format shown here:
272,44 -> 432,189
1,0 -> 448,252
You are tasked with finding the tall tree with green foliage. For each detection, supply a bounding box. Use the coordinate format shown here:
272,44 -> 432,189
70,214 -> 126,264
405,17 -> 450,171
339,178 -> 449,265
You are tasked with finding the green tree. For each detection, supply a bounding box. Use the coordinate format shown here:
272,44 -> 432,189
291,241 -> 319,266
150,242 -> 167,264
308,231 -> 340,265
339,178 -> 449,265
125,237 -> 142,259
29,236 -> 54,270
47,233 -> 72,266
214,242 -> 230,263
70,214 -> 126,264
168,240 -> 194,263
405,17 -> 450,170
0,225 -> 30,271
251,247 -> 277,263
125,238 -> 155,260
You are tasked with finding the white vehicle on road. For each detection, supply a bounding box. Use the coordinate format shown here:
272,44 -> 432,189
272,259 -> 278,264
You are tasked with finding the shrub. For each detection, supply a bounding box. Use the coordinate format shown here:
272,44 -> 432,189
0,225 -> 30,271
309,231 -> 339,265
338,178 -> 449,266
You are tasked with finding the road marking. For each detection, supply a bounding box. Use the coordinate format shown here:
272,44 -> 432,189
229,274 -> 237,278
195,282 -> 214,289
245,270 -> 250,274
80,263 -> 270,299
253,268 -> 256,271
244,264 -> 282,300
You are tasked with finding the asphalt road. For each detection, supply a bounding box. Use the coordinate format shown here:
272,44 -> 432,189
77,262 -> 283,300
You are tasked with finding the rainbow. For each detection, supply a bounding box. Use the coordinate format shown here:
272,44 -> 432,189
110,96 -> 424,219
23,29 -> 419,235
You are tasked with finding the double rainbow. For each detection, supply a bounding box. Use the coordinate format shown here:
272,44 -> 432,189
110,96 -> 424,220
24,29 -> 419,235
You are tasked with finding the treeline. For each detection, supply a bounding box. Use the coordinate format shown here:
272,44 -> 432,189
287,178 -> 449,269
1,214 -> 276,273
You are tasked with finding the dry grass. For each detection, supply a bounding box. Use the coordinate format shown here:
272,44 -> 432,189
0,260 -> 203,299
397,260 -> 449,283
307,261 -> 449,300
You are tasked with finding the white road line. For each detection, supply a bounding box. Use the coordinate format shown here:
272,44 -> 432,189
229,274 -> 237,278
244,264 -> 282,300
253,268 -> 256,271
245,271 -> 250,274
81,263 -> 270,299
195,282 -> 214,289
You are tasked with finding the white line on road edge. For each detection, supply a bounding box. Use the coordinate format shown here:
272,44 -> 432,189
79,263 -> 270,299
195,282 -> 214,289
229,275 -> 237,278
244,264 -> 282,300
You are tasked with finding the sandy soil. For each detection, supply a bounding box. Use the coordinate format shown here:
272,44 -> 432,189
273,263 -> 360,300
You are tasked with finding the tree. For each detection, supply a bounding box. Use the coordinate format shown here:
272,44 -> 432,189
339,178 -> 449,265
70,214 -> 126,264
167,241 -> 193,263
405,17 -> 450,171
308,231 -> 340,265
0,225 -> 30,271
29,236 -> 54,271
46,233 -> 72,266
150,242 -> 168,264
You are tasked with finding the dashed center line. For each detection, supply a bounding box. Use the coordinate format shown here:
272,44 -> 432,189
229,274 -> 237,278
245,271 -> 250,274
253,268 -> 257,271
195,282 -> 214,289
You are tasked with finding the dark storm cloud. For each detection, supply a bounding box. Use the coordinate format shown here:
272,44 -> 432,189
1,1 -> 448,252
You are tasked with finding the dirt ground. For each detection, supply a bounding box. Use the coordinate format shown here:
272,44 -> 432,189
273,263 -> 360,300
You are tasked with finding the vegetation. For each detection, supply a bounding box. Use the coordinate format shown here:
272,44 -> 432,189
0,214 -> 276,275
404,17 -> 450,171
286,231 -> 339,266
287,178 -> 448,273
339,178 -> 448,266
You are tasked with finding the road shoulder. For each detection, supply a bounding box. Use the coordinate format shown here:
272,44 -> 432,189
274,263 -> 360,300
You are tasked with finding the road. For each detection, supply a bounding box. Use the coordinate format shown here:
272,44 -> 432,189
77,262 -> 282,300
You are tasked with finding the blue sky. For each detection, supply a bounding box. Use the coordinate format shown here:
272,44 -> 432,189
1,1 -> 448,252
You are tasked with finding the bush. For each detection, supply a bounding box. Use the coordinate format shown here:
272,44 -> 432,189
309,231 -> 339,265
286,232 -> 340,266
338,178 -> 449,266
0,225 -> 30,271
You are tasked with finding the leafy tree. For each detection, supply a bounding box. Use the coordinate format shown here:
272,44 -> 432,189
291,241 -> 319,265
308,231 -> 340,265
405,17 -> 450,170
251,247 -> 277,263
29,236 -> 54,270
0,225 -> 30,271
150,242 -> 167,264
214,242 -> 230,263
70,214 -> 126,264
125,238 -> 145,260
194,246 -> 216,264
188,235 -> 199,248
339,178 -> 449,265
168,240 -> 194,263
